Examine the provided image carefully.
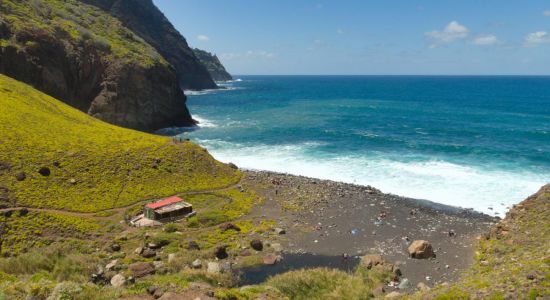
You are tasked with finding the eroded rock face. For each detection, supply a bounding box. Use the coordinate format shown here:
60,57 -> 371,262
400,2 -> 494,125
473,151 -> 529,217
193,48 -> 232,82
0,7 -> 195,132
79,0 -> 217,90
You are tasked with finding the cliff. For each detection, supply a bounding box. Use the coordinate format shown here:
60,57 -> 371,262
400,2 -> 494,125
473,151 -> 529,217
79,0 -> 218,90
193,48 -> 233,82
0,0 -> 195,131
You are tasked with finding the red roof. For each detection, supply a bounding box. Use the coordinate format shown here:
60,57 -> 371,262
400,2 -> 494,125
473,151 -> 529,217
145,196 -> 184,209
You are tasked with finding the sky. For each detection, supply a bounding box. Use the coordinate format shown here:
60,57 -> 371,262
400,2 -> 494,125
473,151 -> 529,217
153,0 -> 550,75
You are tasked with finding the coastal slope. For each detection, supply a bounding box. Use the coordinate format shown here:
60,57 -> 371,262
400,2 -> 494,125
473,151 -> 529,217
80,0 -> 218,90
0,0 -> 195,131
417,184 -> 550,299
193,48 -> 233,82
0,74 -> 239,212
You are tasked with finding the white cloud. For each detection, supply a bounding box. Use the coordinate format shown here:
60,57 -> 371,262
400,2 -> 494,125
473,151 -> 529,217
197,35 -> 210,41
472,34 -> 498,45
544,10 -> 550,16
425,21 -> 469,47
524,31 -> 550,46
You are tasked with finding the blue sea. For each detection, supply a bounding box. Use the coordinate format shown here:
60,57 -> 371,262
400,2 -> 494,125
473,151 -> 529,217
171,76 -> 550,216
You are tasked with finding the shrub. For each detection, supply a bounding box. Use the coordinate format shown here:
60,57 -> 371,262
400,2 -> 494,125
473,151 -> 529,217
164,223 -> 181,233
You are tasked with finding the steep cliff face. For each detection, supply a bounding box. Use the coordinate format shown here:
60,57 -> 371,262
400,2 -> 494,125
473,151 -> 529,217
193,48 -> 233,82
79,0 -> 218,90
0,0 -> 195,131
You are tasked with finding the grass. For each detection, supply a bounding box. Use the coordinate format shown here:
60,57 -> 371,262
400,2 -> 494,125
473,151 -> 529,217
1,0 -> 166,67
0,211 -> 101,255
416,185 -> 550,299
213,266 -> 391,300
0,74 -> 240,212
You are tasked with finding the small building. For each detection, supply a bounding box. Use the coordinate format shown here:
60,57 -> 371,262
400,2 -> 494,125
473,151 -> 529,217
143,196 -> 193,221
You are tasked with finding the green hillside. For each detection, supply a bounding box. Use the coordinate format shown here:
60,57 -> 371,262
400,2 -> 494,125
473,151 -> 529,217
1,0 -> 165,68
0,74 -> 240,212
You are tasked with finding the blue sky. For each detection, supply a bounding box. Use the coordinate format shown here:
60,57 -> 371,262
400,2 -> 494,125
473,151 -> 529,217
153,1 -> 550,75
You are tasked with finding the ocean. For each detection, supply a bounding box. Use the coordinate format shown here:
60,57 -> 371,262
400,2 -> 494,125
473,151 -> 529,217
168,76 -> 550,217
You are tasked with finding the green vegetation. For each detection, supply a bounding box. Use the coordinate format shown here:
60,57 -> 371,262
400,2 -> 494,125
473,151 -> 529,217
1,0 -> 165,67
213,266 -> 390,300
0,74 -> 240,212
1,211 -> 101,255
416,185 -> 550,299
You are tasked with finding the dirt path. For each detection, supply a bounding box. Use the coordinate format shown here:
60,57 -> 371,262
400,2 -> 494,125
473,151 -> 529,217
0,182 -> 243,218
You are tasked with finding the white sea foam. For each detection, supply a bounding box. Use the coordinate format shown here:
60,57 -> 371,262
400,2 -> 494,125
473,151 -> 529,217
193,115 -> 218,128
184,86 -> 242,96
195,139 -> 547,217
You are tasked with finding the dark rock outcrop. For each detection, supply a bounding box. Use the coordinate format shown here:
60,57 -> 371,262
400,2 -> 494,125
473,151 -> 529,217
0,0 -> 195,131
193,48 -> 232,82
79,0 -> 217,90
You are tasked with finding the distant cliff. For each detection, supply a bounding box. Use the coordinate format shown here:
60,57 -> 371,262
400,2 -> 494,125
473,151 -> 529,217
193,48 -> 233,82
0,0 -> 196,131
79,0 -> 218,90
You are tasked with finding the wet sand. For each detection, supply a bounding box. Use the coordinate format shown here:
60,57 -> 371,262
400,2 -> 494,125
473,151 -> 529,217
243,170 -> 496,290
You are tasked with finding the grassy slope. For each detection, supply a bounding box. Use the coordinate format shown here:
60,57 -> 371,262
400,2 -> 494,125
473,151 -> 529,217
417,185 -> 550,300
1,0 -> 166,67
0,74 -> 240,212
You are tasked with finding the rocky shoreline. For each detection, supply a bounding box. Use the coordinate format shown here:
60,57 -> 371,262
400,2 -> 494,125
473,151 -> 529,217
241,170 -> 497,292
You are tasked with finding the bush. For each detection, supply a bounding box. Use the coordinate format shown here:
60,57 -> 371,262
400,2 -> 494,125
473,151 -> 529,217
150,232 -> 177,247
164,223 -> 181,233
188,211 -> 230,228
266,267 -> 385,300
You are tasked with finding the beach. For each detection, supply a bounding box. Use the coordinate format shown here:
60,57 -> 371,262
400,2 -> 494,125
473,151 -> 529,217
238,170 -> 496,290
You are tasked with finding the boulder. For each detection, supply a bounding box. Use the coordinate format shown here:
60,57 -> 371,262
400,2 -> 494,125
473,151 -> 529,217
262,254 -> 281,265
110,243 -> 121,252
250,239 -> 263,251
148,243 -> 161,249
398,278 -> 410,289
271,243 -> 283,253
274,228 -> 286,235
153,288 -> 164,299
15,172 -> 26,181
18,208 -> 29,217
188,240 -> 200,250
220,223 -> 241,232
207,262 -> 221,274
134,247 -> 144,255
361,255 -> 384,269
105,259 -> 118,271
408,240 -> 435,259
191,259 -> 202,269
110,274 -> 125,287
129,262 -> 155,278
38,167 -> 50,176
148,286 -> 158,295
142,248 -> 156,258
214,245 -> 228,259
